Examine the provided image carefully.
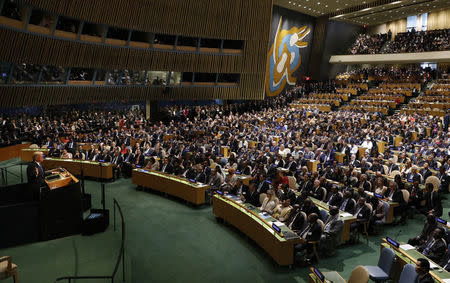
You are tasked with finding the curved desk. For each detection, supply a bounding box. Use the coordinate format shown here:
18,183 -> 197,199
212,194 -> 302,266
43,158 -> 113,180
132,169 -> 210,205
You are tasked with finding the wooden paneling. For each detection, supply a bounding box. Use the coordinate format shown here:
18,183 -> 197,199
0,29 -> 244,73
22,0 -> 270,40
0,0 -> 272,102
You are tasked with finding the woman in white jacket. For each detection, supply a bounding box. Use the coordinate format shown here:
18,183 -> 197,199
259,190 -> 279,214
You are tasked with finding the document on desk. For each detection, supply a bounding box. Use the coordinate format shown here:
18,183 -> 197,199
259,212 -> 272,219
429,261 -> 439,269
341,212 -> 353,217
442,279 -> 450,283
399,244 -> 415,251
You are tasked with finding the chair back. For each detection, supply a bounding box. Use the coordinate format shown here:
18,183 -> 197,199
29,144 -> 39,148
389,170 -> 401,178
425,176 -> 440,191
319,209 -> 329,222
399,264 -> 418,283
392,155 -> 398,163
41,145 -> 48,149
316,219 -> 324,229
378,247 -> 396,275
401,189 -> 410,203
382,165 -> 389,175
259,193 -> 267,205
321,187 -> 327,201
348,265 -> 369,283
300,212 -> 308,230
350,198 -> 356,208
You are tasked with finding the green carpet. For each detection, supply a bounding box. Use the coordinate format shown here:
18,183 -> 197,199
1,158 -> 449,283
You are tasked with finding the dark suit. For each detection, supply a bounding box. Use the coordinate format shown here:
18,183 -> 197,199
27,162 -> 46,185
416,273 -> 434,283
422,191 -> 443,217
285,211 -> 305,231
339,198 -> 355,214
419,238 -> 447,264
256,180 -> 270,194
242,189 -> 260,207
327,193 -> 343,207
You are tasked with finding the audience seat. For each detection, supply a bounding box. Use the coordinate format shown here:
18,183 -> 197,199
401,190 -> 410,203
364,247 -> 395,282
348,265 -> 369,283
425,176 -> 440,191
398,264 -> 418,283
389,170 -> 401,178
0,256 -> 18,283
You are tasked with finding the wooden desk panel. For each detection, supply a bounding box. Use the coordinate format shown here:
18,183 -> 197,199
20,147 -> 49,162
212,195 -> 301,266
132,169 -> 209,205
0,143 -> 31,162
42,158 -> 113,179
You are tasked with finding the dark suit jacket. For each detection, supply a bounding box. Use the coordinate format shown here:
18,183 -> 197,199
339,198 -> 355,214
27,162 -> 46,185
417,273 -> 434,283
354,204 -> 371,222
256,181 -> 270,194
420,238 -> 447,264
243,189 -> 260,207
300,222 -> 322,242
327,193 -> 343,207
285,211 -> 305,231
424,191 -> 443,217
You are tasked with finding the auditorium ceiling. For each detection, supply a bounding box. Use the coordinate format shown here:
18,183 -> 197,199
275,0 -> 450,26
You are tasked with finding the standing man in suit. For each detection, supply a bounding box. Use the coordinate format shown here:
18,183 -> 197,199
320,206 -> 344,257
27,152 -> 49,200
27,152 -> 46,186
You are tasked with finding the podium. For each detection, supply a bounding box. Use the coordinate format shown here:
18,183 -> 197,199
394,136 -> 403,147
45,168 -> 79,190
220,146 -> 230,158
40,168 -> 83,241
377,141 -> 386,154
358,147 -> 367,159
335,152 -> 345,164
307,160 -> 319,173
248,141 -> 258,149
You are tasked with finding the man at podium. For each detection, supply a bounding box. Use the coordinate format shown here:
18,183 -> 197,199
27,152 -> 47,186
